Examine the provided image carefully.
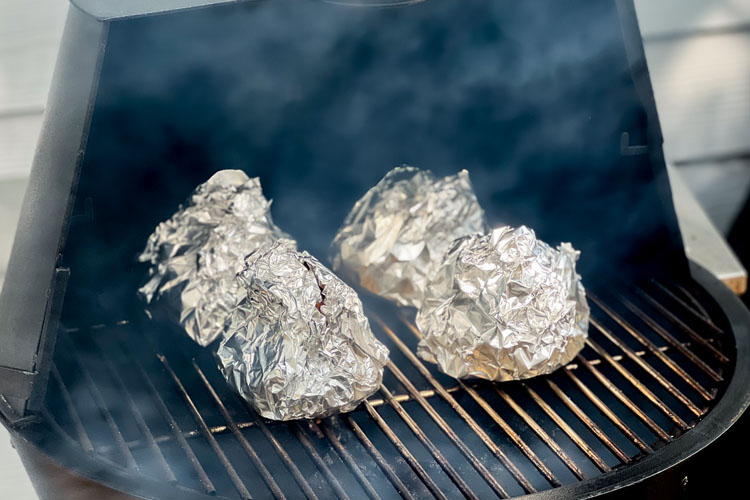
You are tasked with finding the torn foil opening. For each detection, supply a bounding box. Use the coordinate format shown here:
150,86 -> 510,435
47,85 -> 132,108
217,240 -> 389,420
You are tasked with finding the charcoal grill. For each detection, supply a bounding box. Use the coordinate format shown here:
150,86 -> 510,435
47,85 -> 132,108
1,1 -> 748,499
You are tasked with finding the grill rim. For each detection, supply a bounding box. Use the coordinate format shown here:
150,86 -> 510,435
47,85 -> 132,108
517,263 -> 750,497
3,263 -> 748,500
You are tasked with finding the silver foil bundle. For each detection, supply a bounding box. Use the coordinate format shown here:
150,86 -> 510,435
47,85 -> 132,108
138,170 -> 293,346
416,225 -> 589,381
330,166 -> 488,308
217,240 -> 389,420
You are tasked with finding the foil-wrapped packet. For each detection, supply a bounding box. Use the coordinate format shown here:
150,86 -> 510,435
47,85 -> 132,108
138,170 -> 292,346
217,240 -> 389,420
416,225 -> 589,381
330,165 -> 488,308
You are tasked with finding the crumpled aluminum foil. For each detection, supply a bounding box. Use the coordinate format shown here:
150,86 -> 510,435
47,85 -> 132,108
217,240 -> 389,420
330,165 -> 488,309
138,170 -> 293,346
416,225 -> 589,381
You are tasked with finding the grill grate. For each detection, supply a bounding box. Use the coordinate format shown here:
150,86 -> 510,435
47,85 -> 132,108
43,278 -> 732,499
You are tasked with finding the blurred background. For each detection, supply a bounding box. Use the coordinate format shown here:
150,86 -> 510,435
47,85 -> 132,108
1,0 -> 748,498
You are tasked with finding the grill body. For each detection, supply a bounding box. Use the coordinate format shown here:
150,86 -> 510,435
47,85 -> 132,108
7,265 -> 750,500
1,1 -> 748,499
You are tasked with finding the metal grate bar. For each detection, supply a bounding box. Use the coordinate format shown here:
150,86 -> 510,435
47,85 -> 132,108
65,338 -> 140,471
40,405 -> 89,452
386,361 -> 510,498
544,379 -> 629,463
566,345 -> 682,370
576,351 -> 674,439
493,388 -> 587,480
525,382 -> 614,470
40,405 -> 131,472
587,330 -> 700,422
318,419 -> 383,500
159,354 -> 254,500
108,388 -> 457,454
673,284 -> 713,323
44,277 -> 730,500
180,421 -> 253,438
393,316 -> 559,490
377,383 -> 481,499
236,400 -> 323,500
652,281 -> 720,332
49,364 -> 95,454
343,415 -> 417,500
192,361 -> 290,500
368,387 -> 461,408
589,316 -> 706,415
291,423 -> 351,500
618,296 -> 723,382
636,290 -> 728,362
123,347 -> 216,496
362,399 -> 450,500
458,381 -> 562,487
562,369 -> 653,453
591,295 -> 714,400
389,318 -> 539,492
91,337 -> 177,483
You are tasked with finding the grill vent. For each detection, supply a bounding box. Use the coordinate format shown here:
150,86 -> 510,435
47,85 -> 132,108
45,278 -> 731,499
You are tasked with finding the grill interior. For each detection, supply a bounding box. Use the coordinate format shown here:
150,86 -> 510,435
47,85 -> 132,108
2,2 -> 740,498
42,276 -> 733,499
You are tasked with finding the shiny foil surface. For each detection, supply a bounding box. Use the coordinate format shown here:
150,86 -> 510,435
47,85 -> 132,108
416,225 -> 589,381
217,240 -> 389,420
330,165 -> 488,308
138,170 -> 292,346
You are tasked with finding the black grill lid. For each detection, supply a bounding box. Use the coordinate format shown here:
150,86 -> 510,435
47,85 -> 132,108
0,0 -> 685,418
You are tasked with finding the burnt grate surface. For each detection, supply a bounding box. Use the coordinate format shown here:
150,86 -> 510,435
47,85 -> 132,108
44,277 -> 733,499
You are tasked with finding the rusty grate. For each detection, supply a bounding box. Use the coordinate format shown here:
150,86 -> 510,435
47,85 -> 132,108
44,278 -> 732,499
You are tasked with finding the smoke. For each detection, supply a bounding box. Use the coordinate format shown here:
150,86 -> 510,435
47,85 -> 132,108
43,3 -> 688,495
64,0 -> 681,324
